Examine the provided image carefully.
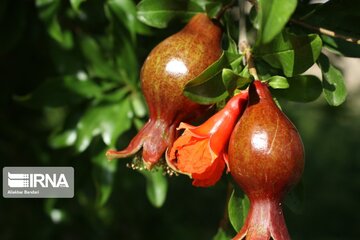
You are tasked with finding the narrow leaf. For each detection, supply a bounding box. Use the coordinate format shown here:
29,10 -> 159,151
91,146 -> 118,207
317,54 -> 347,106
14,76 -> 102,108
272,75 -> 322,102
70,0 -> 86,12
228,186 -> 250,232
47,16 -> 73,49
257,0 -> 297,44
137,0 -> 201,28
49,129 -> 77,149
255,31 -> 322,77
321,35 -> 360,58
141,169 -> 168,208
184,52 -> 229,104
301,0 -> 360,41
79,36 -> 118,80
267,76 -> 289,89
75,98 -> 132,152
222,69 -> 251,95
107,0 -> 148,41
130,93 -> 147,118
213,228 -> 232,240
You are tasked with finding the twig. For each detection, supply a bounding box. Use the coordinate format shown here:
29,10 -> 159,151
238,0 -> 258,80
238,0 -> 247,47
215,0 -> 236,20
240,42 -> 259,80
290,19 -> 360,44
246,0 -> 258,9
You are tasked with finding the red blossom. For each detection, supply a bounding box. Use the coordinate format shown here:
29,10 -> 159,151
167,92 -> 248,187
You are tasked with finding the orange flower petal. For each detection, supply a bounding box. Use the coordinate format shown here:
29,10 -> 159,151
176,138 -> 214,175
177,122 -> 208,138
192,155 -> 225,187
166,92 -> 249,187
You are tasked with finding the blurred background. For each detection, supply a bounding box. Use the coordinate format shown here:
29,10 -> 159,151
0,0 -> 359,239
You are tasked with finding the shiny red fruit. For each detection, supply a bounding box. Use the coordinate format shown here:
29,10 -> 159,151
228,80 -> 304,240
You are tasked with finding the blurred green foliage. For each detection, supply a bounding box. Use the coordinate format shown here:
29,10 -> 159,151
0,0 -> 359,239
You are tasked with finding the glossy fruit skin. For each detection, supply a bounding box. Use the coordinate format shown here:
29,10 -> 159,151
228,81 -> 304,240
106,14 -> 222,168
141,13 -> 222,123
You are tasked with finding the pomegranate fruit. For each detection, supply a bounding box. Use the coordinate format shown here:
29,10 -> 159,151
106,14 -> 222,168
228,80 -> 304,240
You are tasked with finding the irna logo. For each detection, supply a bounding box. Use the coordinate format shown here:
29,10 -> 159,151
3,167 -> 74,198
8,172 -> 69,188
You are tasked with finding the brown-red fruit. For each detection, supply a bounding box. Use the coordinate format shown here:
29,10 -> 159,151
106,14 -> 222,168
228,80 -> 304,240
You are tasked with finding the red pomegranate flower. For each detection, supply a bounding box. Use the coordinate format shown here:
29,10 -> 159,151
166,92 -> 248,187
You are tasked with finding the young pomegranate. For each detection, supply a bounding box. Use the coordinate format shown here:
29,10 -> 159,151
106,14 -> 222,168
228,80 -> 304,240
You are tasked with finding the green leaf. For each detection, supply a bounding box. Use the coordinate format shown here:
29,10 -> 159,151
317,54 -> 347,106
204,2 -> 222,19
212,228 -> 232,240
49,44 -> 83,75
223,10 -> 239,54
300,0 -> 360,41
75,98 -> 132,152
36,0 -> 60,21
91,145 -> 118,207
14,76 -> 102,108
49,129 -> 77,149
224,51 -> 243,73
47,16 -> 74,49
321,35 -> 360,58
64,75 -> 102,99
70,0 -> 86,12
272,75 -> 322,102
228,186 -> 250,232
222,69 -> 251,95
255,31 -> 322,77
79,36 -> 119,81
141,169 -> 168,208
255,60 -> 282,79
98,87 -> 131,103
107,0 -> 148,41
284,180 -> 304,215
36,0 -> 73,49
266,76 -> 289,89
257,0 -> 297,44
137,0 -> 201,28
130,93 -> 147,118
113,35 -> 139,84
238,65 -> 251,79
184,53 -> 229,104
